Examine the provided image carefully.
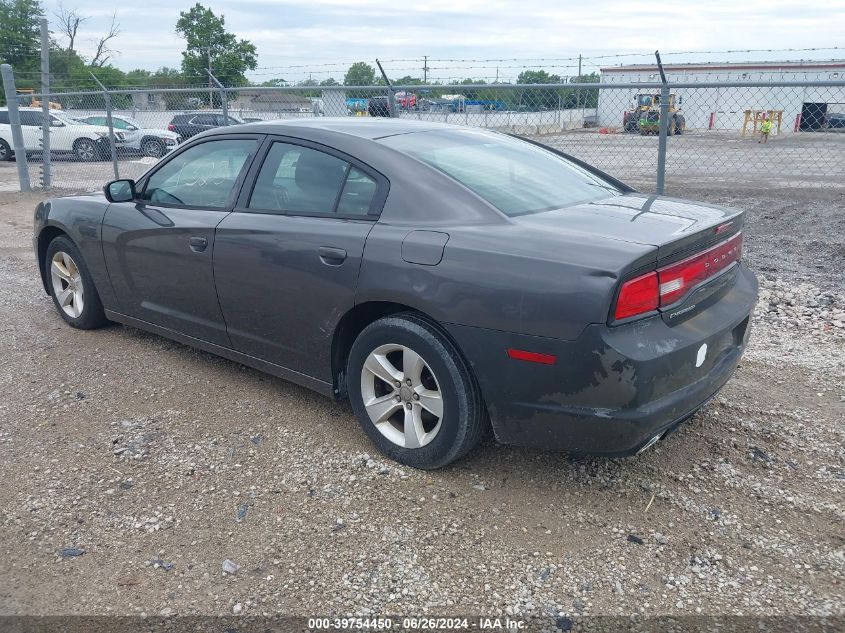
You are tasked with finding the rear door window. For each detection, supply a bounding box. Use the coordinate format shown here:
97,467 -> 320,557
248,142 -> 376,216
19,111 -> 43,126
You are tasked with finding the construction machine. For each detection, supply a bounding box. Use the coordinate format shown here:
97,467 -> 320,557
623,93 -> 685,135
15,89 -> 62,110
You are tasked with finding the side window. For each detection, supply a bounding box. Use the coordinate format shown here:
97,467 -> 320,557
0,111 -> 9,125
111,118 -> 129,130
191,115 -> 215,126
336,168 -> 377,216
19,111 -> 43,127
87,117 -> 106,126
142,139 -> 256,207
248,142 -> 350,215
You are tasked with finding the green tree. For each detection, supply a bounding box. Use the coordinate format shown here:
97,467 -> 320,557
344,62 -> 375,86
456,77 -> 487,100
516,69 -> 563,110
516,70 -> 561,85
0,0 -> 42,68
319,77 -> 339,86
394,75 -> 423,86
0,0 -> 43,99
566,71 -> 600,108
260,78 -> 289,87
176,3 -> 257,87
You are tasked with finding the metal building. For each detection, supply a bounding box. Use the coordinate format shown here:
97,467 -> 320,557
598,61 -> 845,133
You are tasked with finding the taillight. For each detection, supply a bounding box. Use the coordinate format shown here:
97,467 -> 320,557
615,271 -> 659,320
167,123 -> 175,131
657,232 -> 743,306
613,232 -> 743,322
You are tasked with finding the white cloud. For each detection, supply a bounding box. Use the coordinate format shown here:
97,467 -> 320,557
42,0 -> 844,81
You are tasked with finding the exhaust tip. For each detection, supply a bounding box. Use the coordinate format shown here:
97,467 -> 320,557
636,432 -> 663,455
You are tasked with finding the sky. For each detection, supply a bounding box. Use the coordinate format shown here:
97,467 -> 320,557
41,0 -> 845,83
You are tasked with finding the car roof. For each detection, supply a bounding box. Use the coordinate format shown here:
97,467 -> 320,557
205,117 -> 463,140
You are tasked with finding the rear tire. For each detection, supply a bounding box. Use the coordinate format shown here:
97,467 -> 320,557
347,314 -> 485,469
0,138 -> 12,161
45,236 -> 108,330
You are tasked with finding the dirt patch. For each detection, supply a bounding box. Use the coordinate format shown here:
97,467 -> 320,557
0,189 -> 842,621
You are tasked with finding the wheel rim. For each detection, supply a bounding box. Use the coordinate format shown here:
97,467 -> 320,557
360,343 -> 444,449
143,140 -> 162,157
50,251 -> 84,318
0,143 -> 7,159
76,141 -> 95,161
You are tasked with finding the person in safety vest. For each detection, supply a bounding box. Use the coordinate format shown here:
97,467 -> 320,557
759,116 -> 773,144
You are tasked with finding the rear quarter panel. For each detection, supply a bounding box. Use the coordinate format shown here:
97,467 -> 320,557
358,221 -> 657,341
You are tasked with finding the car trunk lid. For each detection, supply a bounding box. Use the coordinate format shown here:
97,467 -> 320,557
512,192 -> 745,262
512,193 -> 746,324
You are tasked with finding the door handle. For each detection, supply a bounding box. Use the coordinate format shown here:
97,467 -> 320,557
189,236 -> 208,252
318,246 -> 347,265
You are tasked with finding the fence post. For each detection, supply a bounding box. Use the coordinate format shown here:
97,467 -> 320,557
39,18 -> 51,188
206,70 -> 228,124
0,64 -> 31,192
89,73 -> 119,180
375,59 -> 395,118
655,51 -> 670,196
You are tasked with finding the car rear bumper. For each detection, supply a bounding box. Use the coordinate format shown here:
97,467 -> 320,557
445,264 -> 758,456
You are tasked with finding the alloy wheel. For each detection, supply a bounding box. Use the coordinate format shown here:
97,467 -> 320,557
75,140 -> 96,161
50,251 -> 84,318
143,139 -> 164,158
360,343 -> 444,449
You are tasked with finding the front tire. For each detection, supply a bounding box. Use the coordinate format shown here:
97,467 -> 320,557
347,314 -> 485,469
45,236 -> 108,329
141,138 -> 166,158
73,138 -> 98,162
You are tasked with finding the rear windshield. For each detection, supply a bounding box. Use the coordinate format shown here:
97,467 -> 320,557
379,128 -> 620,216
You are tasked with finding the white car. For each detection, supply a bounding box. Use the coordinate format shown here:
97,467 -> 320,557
80,115 -> 182,158
0,107 -> 125,162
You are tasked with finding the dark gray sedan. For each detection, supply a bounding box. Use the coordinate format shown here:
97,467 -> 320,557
33,119 -> 757,469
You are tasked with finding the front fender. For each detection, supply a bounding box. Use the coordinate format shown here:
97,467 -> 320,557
33,195 -> 116,309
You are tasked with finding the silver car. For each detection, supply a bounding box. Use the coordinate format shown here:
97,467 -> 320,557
81,115 -> 182,157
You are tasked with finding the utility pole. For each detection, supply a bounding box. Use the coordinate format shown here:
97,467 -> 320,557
207,48 -> 213,108
576,53 -> 583,111
423,55 -> 428,84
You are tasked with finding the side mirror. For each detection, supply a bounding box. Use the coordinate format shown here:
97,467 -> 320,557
104,179 -> 136,203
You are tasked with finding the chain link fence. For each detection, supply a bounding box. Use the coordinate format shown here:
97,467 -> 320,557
2,71 -> 844,195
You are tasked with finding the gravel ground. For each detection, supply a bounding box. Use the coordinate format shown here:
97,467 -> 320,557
0,188 -> 843,625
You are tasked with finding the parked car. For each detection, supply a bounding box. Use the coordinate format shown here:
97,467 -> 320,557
80,115 -> 182,158
166,112 -> 244,139
33,119 -> 757,469
0,107 -> 124,162
367,97 -> 391,117
826,112 -> 845,129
